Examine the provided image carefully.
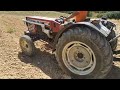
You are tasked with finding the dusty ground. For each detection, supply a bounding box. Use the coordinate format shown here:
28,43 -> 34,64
0,14 -> 120,79
0,14 -> 68,79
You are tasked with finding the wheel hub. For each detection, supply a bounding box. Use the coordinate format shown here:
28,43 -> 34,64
20,40 -> 30,53
77,53 -> 84,59
67,44 -> 92,69
62,41 -> 96,75
74,52 -> 84,62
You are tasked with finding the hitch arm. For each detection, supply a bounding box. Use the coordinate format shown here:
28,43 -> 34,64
109,33 -> 120,43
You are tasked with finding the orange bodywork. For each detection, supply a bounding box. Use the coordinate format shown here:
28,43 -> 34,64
74,11 -> 88,22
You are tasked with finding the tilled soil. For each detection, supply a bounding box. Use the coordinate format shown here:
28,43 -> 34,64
0,14 -> 120,79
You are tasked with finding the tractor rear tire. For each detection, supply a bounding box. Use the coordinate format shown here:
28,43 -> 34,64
19,35 -> 36,57
56,27 -> 113,79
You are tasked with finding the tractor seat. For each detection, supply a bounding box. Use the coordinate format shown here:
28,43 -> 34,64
84,18 -> 91,22
72,18 -> 91,23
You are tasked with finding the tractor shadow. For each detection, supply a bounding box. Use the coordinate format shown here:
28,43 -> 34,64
107,50 -> 120,79
18,48 -> 120,79
18,48 -> 66,79
106,56 -> 120,79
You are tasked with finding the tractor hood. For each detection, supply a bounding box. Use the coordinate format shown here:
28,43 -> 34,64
26,16 -> 56,22
23,16 -> 61,26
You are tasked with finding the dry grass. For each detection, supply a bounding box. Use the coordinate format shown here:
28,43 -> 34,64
0,11 -> 69,17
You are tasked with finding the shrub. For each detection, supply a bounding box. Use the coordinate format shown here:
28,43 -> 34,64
88,12 -> 93,17
104,11 -> 120,19
97,11 -> 120,19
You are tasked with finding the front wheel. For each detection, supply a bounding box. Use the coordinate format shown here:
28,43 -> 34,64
56,27 -> 113,79
19,35 -> 36,56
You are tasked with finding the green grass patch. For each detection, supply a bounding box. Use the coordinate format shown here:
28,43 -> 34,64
7,28 -> 16,33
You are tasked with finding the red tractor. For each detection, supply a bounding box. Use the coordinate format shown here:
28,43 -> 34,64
19,15 -> 119,79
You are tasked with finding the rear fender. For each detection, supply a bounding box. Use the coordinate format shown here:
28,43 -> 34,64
52,22 -> 111,50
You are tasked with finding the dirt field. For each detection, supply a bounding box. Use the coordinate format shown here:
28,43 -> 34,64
0,12 -> 120,79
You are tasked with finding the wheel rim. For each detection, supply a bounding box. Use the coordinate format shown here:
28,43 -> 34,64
62,41 -> 96,75
20,39 -> 31,53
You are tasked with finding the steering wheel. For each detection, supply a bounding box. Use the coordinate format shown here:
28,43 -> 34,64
59,16 -> 67,20
55,16 -> 67,24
